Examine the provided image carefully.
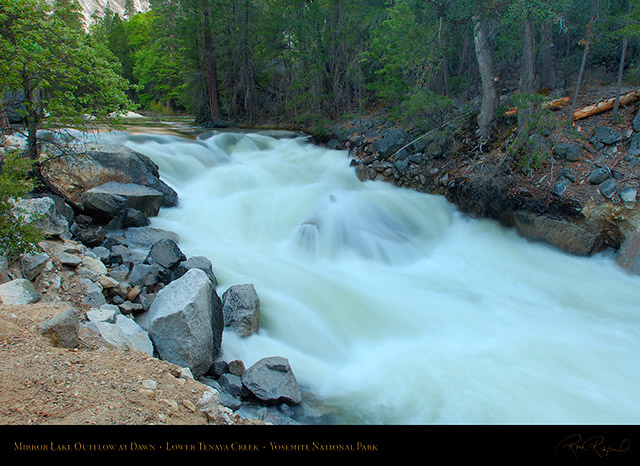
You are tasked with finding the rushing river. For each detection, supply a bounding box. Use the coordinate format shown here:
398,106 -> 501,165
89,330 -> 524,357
104,129 -> 640,425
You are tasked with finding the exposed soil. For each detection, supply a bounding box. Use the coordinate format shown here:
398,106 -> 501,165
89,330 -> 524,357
0,301 -> 263,426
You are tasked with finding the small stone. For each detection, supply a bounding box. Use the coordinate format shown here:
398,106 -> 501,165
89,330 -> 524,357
54,251 -> 83,268
139,389 -> 155,398
598,178 -> 617,199
180,367 -> 194,380
620,187 -> 637,208
228,359 -> 246,376
182,399 -> 197,413
552,178 -> 571,196
141,379 -> 157,390
587,167 -> 611,185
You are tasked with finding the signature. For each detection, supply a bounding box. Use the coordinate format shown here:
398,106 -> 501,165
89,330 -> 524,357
555,434 -> 630,458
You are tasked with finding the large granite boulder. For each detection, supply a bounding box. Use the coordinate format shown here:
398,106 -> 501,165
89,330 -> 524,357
512,211 -> 603,256
41,144 -> 178,208
0,278 -> 41,304
242,356 -> 302,405
81,182 -> 164,222
10,197 -> 69,237
142,268 -> 223,376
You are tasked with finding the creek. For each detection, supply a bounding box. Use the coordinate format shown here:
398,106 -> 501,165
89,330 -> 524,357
103,129 -> 640,424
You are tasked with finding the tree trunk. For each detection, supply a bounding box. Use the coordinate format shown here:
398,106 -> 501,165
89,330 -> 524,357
539,20 -> 556,90
612,37 -> 628,123
612,1 -> 631,123
201,4 -> 222,126
472,15 -> 499,142
568,0 -> 599,121
518,17 -> 536,136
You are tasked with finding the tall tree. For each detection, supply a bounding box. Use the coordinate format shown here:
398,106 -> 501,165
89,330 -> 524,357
568,0 -> 600,120
472,12 -> 499,141
0,0 -> 133,161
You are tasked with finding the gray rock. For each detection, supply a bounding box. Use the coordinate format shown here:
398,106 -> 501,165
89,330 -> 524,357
557,168 -> 576,183
54,251 -> 82,268
90,316 -> 153,355
40,307 -> 78,348
128,263 -> 162,287
108,208 -> 150,230
512,211 -> 602,256
118,301 -> 144,314
633,112 -> 640,132
394,159 -> 409,171
0,255 -> 10,284
615,231 -> 640,276
0,279 -> 41,304
218,373 -> 245,398
145,239 -> 186,269
598,178 -> 617,199
551,177 -> 571,196
10,197 -> 69,237
371,128 -> 411,158
145,268 -> 223,376
222,284 -> 260,338
74,225 -> 106,248
123,227 -> 180,250
41,144 -> 178,208
587,167 -> 611,185
628,133 -> 640,156
81,182 -> 164,221
553,142 -> 582,162
114,314 -> 154,355
620,187 -> 637,208
20,253 -> 50,280
86,305 -> 119,324
591,126 -> 622,146
91,246 -> 111,263
81,278 -> 106,307
175,256 -> 217,286
242,356 -> 302,405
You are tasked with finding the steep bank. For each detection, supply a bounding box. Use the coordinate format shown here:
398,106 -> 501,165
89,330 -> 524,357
316,88 -> 640,273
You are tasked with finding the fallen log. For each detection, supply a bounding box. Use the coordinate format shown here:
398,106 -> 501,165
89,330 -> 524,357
572,89 -> 640,120
504,96 -> 570,116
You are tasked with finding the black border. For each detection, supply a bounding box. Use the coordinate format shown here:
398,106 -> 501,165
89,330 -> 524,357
2,425 -> 638,461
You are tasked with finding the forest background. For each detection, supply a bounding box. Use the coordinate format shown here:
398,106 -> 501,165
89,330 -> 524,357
1,0 -> 639,144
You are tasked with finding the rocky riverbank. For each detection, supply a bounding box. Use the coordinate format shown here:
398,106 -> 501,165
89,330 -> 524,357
317,96 -> 640,275
0,132 -> 336,425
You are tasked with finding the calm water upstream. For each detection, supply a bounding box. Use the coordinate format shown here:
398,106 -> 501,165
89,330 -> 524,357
101,130 -> 640,425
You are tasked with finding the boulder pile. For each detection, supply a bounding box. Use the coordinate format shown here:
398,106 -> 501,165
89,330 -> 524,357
1,134 -> 332,425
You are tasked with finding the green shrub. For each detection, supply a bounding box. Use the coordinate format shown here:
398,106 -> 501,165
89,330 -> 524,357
0,153 -> 44,259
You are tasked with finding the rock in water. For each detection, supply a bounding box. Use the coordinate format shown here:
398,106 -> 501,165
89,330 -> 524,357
145,239 -> 186,269
222,284 -> 260,338
615,231 -> 640,276
41,144 -> 178,208
145,268 -> 223,376
242,356 -> 302,405
81,182 -> 164,221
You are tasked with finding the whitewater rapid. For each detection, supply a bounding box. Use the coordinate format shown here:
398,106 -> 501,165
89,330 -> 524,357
107,130 -> 640,425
